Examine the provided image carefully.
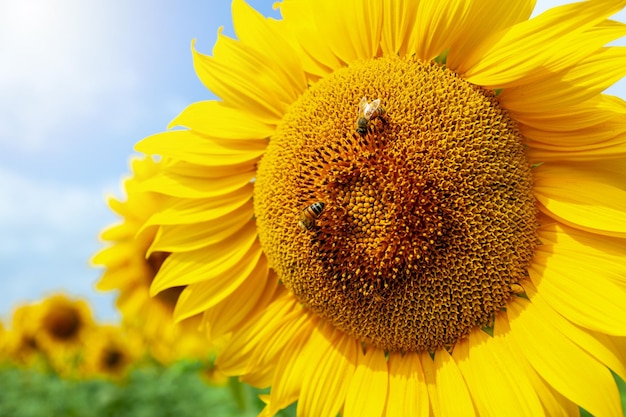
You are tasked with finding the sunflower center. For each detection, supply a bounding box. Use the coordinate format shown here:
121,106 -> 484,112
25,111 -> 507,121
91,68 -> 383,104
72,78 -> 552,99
254,56 -> 538,352
44,306 -> 82,341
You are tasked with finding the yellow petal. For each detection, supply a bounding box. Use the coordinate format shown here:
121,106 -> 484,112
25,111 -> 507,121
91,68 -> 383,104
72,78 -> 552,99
422,349 -> 476,417
447,0 -> 535,71
507,296 -> 622,417
498,312 -> 580,417
453,319 -> 545,417
299,327 -> 357,417
231,0 -> 307,96
288,0 -> 381,66
380,0 -> 420,56
98,222 -> 136,242
528,230 -> 626,335
168,100 -> 274,139
525,284 -> 626,382
386,352 -> 429,417
462,0 -> 626,88
148,204 -> 253,253
344,347 -> 388,417
202,261 -> 274,340
152,220 -> 258,294
513,94 -> 626,132
163,159 -> 244,178
500,47 -> 626,113
171,242 -> 264,317
527,139 -> 626,162
276,0 -> 341,78
216,292 -> 299,375
90,242 -> 136,269
193,36 -> 293,125
534,162 -> 626,238
242,310 -> 312,388
137,167 -> 255,199
145,184 -> 252,227
537,222 -> 626,284
267,314 -> 318,416
135,130 -> 266,167
412,0 -> 471,61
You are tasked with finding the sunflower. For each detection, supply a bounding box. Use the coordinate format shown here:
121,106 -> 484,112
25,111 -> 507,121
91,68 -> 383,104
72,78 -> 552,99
3,304 -> 43,367
134,0 -> 626,415
92,156 -> 210,365
80,324 -> 144,379
3,295 -> 94,374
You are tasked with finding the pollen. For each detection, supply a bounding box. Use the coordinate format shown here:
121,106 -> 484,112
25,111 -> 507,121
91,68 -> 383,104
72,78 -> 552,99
254,56 -> 538,353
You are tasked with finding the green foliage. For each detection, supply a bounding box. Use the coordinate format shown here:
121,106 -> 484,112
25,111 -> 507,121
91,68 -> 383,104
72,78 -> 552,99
0,360 -> 296,417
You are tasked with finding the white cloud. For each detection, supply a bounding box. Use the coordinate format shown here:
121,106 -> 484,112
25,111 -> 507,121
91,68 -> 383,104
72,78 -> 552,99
0,0 -> 141,152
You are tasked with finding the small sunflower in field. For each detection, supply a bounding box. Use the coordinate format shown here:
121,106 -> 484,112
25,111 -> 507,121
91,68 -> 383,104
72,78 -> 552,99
81,324 -> 144,380
4,295 -> 94,374
92,156 -> 209,365
133,0 -> 626,415
3,304 -> 42,367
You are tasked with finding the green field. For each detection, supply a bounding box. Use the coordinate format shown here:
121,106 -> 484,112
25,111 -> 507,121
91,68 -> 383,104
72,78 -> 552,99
0,360 -> 296,417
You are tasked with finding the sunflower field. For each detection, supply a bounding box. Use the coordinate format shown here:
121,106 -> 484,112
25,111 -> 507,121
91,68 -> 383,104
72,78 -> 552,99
3,0 -> 626,416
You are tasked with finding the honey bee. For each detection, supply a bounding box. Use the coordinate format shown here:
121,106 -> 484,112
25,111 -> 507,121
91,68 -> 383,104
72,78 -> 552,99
356,96 -> 386,136
298,202 -> 325,231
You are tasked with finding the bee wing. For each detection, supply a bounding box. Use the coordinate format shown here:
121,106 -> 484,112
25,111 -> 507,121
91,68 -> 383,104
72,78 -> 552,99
358,96 -> 368,115
364,98 -> 381,118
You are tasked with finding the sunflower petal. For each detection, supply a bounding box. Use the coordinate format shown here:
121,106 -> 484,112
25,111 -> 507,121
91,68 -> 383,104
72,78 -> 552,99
276,0 -> 341,78
137,168 -> 255,199
299,327 -> 357,417
193,35 -> 292,125
168,100 -> 274,139
152,221 -> 258,295
144,184 -> 252,227
202,260 -> 273,340
148,205 -> 253,253
386,352 -> 429,417
135,130 -> 265,167
534,162 -> 626,237
500,47 -> 626,113
424,349 -> 476,417
446,0 -> 535,71
267,315 -> 318,416
216,292 -> 299,375
232,0 -> 307,98
526,285 -> 626,382
170,242 -> 264,316
528,225 -> 626,335
412,0 -> 471,61
286,0 -> 381,66
344,347 -> 388,417
507,297 -> 622,417
380,0 -> 420,56
462,0 -> 626,88
453,319 -> 545,417
513,94 -> 626,132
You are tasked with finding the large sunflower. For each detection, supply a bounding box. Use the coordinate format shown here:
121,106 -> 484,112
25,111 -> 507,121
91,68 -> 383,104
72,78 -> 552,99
92,156 -> 209,365
134,0 -> 626,415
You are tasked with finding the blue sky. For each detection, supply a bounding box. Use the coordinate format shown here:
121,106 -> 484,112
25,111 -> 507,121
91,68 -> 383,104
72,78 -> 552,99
1,0 -> 625,323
